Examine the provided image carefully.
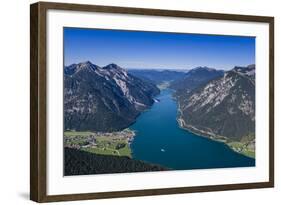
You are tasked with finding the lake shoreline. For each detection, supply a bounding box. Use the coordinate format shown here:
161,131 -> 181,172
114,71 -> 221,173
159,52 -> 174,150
176,109 -> 255,159
130,88 -> 254,170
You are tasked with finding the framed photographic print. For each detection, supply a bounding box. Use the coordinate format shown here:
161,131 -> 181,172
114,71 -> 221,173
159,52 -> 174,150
30,1 -> 274,202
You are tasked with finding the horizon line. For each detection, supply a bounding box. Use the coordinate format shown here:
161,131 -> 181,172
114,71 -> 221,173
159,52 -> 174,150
64,61 -> 255,71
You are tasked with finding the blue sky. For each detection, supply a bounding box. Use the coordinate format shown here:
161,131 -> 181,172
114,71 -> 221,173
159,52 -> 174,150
64,27 -> 255,70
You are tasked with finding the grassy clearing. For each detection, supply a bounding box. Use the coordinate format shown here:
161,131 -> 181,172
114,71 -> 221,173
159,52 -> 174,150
242,150 -> 255,158
227,141 -> 255,159
64,131 -> 93,137
64,130 -> 133,158
94,137 -> 132,157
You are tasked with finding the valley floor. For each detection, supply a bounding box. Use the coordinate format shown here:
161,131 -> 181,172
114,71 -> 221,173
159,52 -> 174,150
64,129 -> 135,158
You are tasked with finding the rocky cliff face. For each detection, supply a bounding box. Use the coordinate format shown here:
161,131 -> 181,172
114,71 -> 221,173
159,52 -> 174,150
176,65 -> 255,142
64,61 -> 160,132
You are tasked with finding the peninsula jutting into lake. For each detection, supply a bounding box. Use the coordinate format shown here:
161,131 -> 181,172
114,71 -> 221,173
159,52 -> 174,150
63,27 -> 255,175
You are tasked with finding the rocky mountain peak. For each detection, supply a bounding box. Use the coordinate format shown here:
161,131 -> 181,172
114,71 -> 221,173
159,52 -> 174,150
232,64 -> 255,81
77,61 -> 99,71
64,61 -> 100,76
247,64 -> 255,69
80,60 -> 92,66
64,61 -> 160,132
170,66 -> 224,92
175,64 -> 255,141
103,63 -> 121,70
190,66 -> 217,73
233,64 -> 255,73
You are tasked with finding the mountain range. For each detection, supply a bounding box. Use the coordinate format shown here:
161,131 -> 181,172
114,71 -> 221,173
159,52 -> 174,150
64,61 -> 159,132
128,69 -> 186,84
170,66 -> 224,92
175,65 -> 255,143
64,61 -> 255,158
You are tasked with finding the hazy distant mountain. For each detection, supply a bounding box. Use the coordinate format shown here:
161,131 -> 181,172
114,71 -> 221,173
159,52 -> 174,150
176,64 -> 255,141
64,61 -> 160,132
128,69 -> 186,84
170,66 -> 224,92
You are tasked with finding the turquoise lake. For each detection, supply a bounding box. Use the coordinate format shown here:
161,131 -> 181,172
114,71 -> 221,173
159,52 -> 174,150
130,89 -> 255,170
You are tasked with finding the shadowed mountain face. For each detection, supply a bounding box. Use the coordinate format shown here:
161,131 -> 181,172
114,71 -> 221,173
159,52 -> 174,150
175,65 -> 255,141
64,61 -> 160,132
170,66 -> 224,92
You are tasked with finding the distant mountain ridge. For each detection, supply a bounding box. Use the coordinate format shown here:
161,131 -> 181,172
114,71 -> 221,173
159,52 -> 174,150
128,69 -> 186,84
170,66 -> 224,92
64,61 -> 160,132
